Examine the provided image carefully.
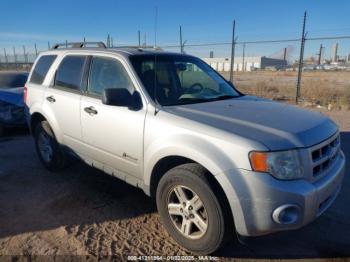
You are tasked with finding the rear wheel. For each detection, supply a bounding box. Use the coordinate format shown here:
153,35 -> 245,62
156,163 -> 232,254
34,120 -> 67,171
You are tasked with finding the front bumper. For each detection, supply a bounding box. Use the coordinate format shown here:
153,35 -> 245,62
216,150 -> 346,236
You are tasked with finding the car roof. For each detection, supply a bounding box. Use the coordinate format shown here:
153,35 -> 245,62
38,47 -> 187,59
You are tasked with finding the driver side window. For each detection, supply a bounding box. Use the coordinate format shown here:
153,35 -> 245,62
88,56 -> 134,96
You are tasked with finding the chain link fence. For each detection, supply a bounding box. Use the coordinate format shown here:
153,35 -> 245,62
1,13 -> 350,108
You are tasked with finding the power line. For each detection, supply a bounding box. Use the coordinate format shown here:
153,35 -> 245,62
160,35 -> 350,48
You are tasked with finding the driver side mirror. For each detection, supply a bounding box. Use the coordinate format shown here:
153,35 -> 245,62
102,88 -> 142,110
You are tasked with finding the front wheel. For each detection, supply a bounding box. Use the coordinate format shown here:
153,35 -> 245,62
34,120 -> 67,171
156,163 -> 232,254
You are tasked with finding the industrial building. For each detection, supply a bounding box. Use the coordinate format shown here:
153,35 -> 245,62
332,43 -> 338,62
202,56 -> 287,72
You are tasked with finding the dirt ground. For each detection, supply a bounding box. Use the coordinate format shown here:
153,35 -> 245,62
0,108 -> 349,261
221,71 -> 350,109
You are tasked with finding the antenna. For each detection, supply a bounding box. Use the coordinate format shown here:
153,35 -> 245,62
154,6 -> 158,46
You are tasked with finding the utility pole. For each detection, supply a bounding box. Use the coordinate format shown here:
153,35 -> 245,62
296,11 -> 307,104
242,42 -> 246,72
283,47 -> 287,69
317,44 -> 323,65
229,20 -> 236,83
180,26 -> 183,53
48,42 -> 51,49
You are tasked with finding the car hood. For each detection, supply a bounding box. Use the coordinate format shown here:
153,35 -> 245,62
164,96 -> 338,150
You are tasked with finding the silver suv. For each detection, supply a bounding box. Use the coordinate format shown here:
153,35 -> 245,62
25,42 -> 345,254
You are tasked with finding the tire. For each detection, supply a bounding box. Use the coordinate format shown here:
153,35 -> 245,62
156,163 -> 232,254
34,120 -> 67,171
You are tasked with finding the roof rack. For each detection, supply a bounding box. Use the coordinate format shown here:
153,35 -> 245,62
112,45 -> 163,51
51,41 -> 106,49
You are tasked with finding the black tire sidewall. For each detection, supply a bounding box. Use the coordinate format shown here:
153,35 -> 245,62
0,123 -> 4,137
156,165 -> 226,254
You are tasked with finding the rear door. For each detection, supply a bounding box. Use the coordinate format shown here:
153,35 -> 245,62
80,55 -> 146,179
43,55 -> 88,150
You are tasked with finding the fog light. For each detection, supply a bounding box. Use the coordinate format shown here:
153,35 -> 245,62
272,204 -> 301,224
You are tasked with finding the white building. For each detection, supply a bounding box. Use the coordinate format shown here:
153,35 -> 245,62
202,56 -> 287,72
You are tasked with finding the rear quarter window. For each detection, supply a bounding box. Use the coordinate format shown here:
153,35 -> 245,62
30,55 -> 57,84
54,56 -> 87,91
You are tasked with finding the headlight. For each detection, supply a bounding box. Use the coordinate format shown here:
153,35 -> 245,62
249,150 -> 304,180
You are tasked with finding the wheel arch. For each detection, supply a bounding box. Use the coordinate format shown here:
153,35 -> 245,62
149,158 -> 235,236
30,112 -> 46,134
29,110 -> 63,143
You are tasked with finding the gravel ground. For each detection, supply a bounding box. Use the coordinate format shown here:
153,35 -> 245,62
0,108 -> 349,261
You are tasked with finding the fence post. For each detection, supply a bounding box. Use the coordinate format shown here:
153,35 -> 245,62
229,20 -> 236,83
4,48 -> 8,63
34,43 -> 38,57
138,30 -> 141,47
23,45 -> 27,63
180,25 -> 183,53
296,11 -> 307,104
242,42 -> 246,72
13,47 -> 17,70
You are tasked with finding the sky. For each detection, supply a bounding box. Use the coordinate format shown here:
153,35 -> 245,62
0,0 -> 350,60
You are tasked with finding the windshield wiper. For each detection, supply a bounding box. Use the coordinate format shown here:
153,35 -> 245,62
164,95 -> 239,106
210,95 -> 239,101
175,97 -> 210,105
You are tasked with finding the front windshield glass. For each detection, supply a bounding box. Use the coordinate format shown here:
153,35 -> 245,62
130,54 -> 241,106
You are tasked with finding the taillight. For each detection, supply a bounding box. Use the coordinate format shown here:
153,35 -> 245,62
24,86 -> 28,104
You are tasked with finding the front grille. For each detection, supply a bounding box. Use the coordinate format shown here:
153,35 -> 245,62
311,135 -> 340,177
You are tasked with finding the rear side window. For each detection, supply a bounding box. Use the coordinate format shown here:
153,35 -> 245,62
30,55 -> 57,84
55,56 -> 87,91
88,56 -> 134,96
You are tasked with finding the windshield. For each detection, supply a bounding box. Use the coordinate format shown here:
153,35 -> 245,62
0,72 -> 28,89
130,54 -> 241,106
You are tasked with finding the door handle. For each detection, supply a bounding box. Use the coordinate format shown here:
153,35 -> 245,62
84,106 -> 98,115
46,96 -> 56,103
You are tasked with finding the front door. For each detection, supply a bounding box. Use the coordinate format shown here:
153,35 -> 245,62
80,55 -> 146,179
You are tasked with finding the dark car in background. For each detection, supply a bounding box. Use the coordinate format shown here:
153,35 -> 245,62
0,71 -> 28,136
